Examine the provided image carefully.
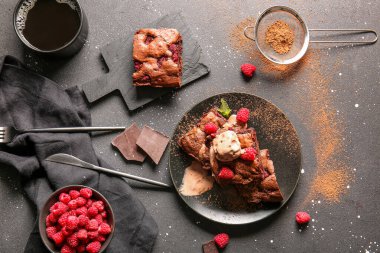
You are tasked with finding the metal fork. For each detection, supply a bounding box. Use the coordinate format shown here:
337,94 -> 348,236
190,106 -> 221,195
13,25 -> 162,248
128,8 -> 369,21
0,126 -> 125,144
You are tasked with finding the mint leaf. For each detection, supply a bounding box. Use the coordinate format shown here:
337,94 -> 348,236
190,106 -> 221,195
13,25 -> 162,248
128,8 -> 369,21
217,98 -> 231,118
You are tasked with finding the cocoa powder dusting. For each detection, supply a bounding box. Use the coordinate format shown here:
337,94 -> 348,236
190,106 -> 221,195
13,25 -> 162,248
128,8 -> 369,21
312,169 -> 350,202
265,20 -> 295,54
229,17 -> 352,203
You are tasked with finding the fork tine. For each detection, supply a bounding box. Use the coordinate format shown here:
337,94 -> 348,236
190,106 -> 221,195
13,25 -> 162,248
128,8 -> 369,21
0,127 -> 9,144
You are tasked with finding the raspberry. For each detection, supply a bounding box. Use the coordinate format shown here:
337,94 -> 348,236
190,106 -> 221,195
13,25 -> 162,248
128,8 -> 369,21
218,167 -> 234,180
77,229 -> 88,241
96,235 -> 106,242
86,219 -> 99,231
214,233 -> 230,249
52,231 -> 65,245
76,245 -> 86,253
86,241 -> 101,253
80,188 -> 93,199
68,210 -> 77,217
68,200 -> 78,210
58,212 -> 69,227
69,190 -> 80,200
100,211 -> 107,219
66,216 -> 79,230
296,211 -> 311,225
88,206 -> 99,217
48,213 -> 58,224
46,226 -> 57,239
92,201 -> 105,212
62,226 -> 72,237
66,233 -> 79,248
98,223 -> 111,235
76,206 -> 88,216
87,230 -> 99,240
50,202 -> 59,212
78,215 -> 90,227
86,199 -> 93,208
240,147 -> 257,161
46,215 -> 53,227
95,214 -> 103,225
240,63 -> 256,77
134,61 -> 143,71
236,108 -> 250,123
204,122 -> 218,135
76,197 -> 87,207
145,35 -> 154,45
59,193 -> 71,204
61,244 -> 75,253
52,202 -> 69,217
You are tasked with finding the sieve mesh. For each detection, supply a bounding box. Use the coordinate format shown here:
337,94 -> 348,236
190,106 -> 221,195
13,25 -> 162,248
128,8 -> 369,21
255,6 -> 309,64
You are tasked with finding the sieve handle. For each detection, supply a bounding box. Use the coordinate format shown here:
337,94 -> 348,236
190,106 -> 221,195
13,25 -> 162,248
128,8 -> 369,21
243,26 -> 255,41
309,29 -> 377,44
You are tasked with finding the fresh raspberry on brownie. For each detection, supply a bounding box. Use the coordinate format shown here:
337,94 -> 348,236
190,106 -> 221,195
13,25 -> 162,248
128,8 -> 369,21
132,28 -> 182,88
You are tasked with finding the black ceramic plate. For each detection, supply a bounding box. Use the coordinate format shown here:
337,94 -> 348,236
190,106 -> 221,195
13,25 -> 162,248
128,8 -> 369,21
169,93 -> 302,225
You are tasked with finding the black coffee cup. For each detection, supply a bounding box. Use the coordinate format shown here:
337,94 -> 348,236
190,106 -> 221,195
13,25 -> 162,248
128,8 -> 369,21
13,0 -> 88,57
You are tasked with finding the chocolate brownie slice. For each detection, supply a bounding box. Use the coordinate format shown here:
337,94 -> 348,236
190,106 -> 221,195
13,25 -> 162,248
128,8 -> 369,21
133,28 -> 182,88
178,109 -> 227,169
178,107 -> 284,205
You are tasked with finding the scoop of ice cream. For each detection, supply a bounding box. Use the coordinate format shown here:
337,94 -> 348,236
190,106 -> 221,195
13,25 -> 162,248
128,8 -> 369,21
212,130 -> 241,162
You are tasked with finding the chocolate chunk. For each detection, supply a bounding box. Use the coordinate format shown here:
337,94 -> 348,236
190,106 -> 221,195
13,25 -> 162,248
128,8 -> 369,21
111,123 -> 147,162
136,126 -> 170,164
202,240 -> 219,253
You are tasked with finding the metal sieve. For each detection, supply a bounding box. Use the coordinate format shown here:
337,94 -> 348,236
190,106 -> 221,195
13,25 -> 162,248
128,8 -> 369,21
244,6 -> 378,65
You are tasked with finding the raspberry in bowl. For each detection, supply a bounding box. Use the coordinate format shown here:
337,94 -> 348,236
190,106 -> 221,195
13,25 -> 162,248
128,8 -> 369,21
39,185 -> 115,253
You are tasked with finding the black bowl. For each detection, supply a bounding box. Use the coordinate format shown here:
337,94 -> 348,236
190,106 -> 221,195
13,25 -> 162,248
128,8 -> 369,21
39,185 -> 115,253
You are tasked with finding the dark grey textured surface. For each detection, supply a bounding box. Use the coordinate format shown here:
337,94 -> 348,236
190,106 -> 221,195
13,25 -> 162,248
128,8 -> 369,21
0,0 -> 379,252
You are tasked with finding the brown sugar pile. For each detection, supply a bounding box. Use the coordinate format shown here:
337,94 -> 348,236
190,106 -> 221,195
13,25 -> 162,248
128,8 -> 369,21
265,20 -> 295,54
229,17 -> 353,203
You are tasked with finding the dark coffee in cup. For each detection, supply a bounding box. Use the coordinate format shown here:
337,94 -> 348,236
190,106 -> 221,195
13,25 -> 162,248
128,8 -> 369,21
14,0 -> 88,57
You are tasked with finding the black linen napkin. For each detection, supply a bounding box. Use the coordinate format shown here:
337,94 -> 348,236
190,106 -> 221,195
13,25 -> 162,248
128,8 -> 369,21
0,55 -> 158,253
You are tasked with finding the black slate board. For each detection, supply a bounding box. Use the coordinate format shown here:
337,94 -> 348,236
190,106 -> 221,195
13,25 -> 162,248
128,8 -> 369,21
82,12 -> 210,110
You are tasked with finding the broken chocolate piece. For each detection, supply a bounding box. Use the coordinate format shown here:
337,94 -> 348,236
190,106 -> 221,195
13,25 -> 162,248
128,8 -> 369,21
111,123 -> 147,162
202,240 -> 219,253
136,126 -> 170,164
